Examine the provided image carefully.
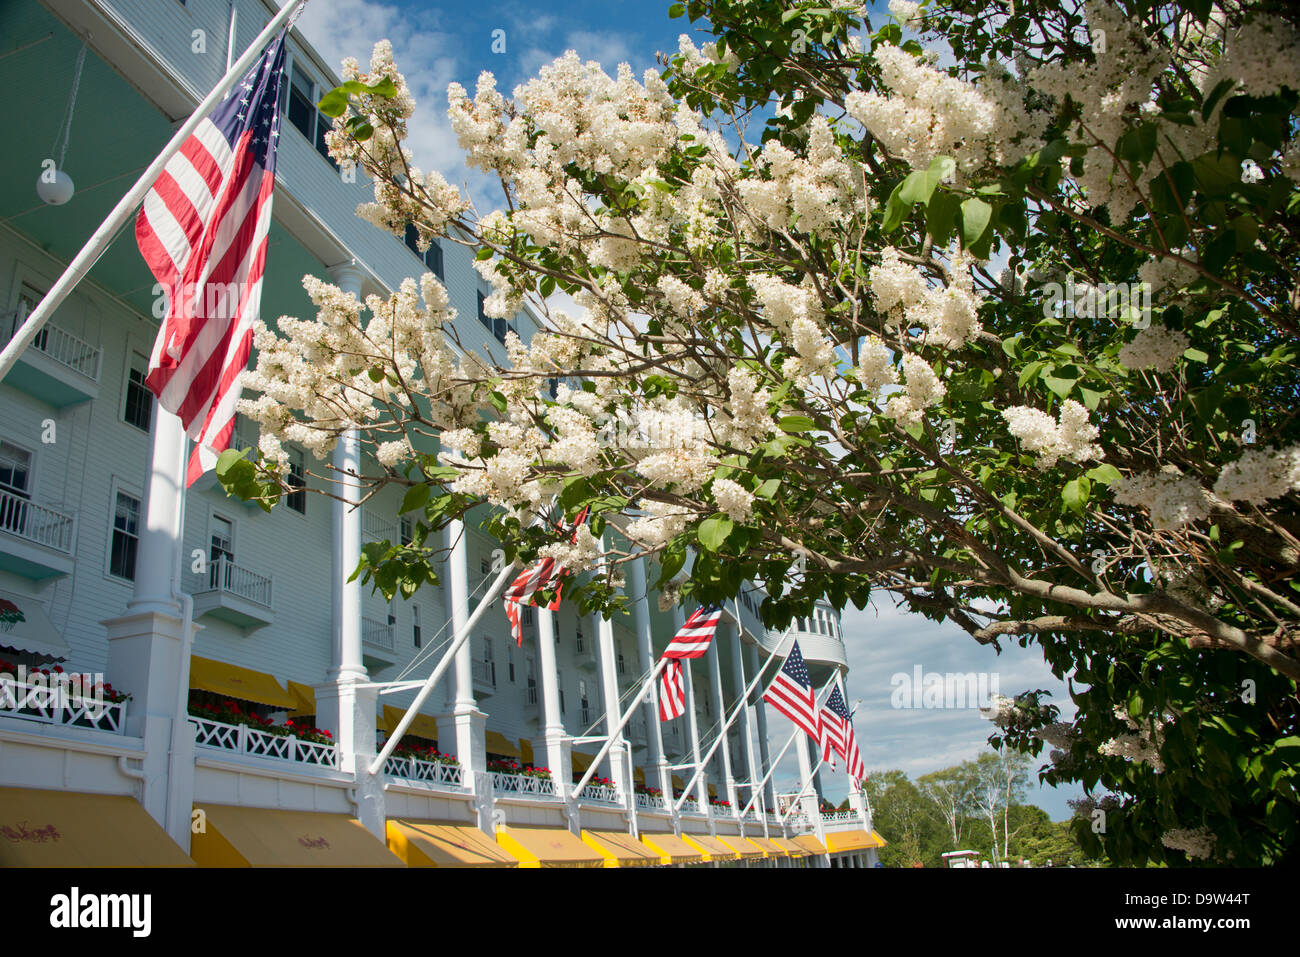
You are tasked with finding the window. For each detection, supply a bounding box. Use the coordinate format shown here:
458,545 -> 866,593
617,649 -> 626,676
560,685 -> 565,715
109,491 -> 141,581
13,284 -> 49,352
526,658 -> 537,703
579,679 -> 589,724
403,224 -> 444,279
400,516 -> 414,546
507,644 -> 515,683
476,292 -> 490,330
284,60 -> 335,164
123,353 -> 154,432
210,515 -> 234,566
413,605 -> 422,648
286,446 -> 306,513
483,638 -> 495,684
0,442 -> 33,538
575,624 -> 584,654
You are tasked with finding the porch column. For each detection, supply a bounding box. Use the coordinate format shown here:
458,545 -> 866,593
746,643 -> 774,819
674,605 -> 708,816
705,629 -> 736,809
731,627 -> 761,830
630,557 -> 670,810
437,517 -> 486,802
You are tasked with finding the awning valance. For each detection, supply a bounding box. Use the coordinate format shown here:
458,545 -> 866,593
189,656 -> 296,709
287,681 -> 315,717
747,835 -> 788,858
639,832 -> 705,866
772,836 -> 809,857
570,750 -> 596,772
190,804 -> 403,867
0,787 -> 193,866
682,833 -> 739,863
581,830 -> 661,867
794,834 -> 828,855
485,730 -> 520,757
387,820 -> 517,868
0,590 -> 68,662
519,738 -> 534,765
824,829 -> 888,852
382,705 -> 440,742
496,826 -> 603,868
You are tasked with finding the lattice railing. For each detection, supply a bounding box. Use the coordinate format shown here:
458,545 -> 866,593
578,783 -> 621,805
383,755 -> 465,788
189,715 -> 338,768
5,307 -> 101,380
634,792 -> 667,811
821,811 -> 858,824
490,771 -> 557,798
0,676 -> 125,733
363,616 -> 394,650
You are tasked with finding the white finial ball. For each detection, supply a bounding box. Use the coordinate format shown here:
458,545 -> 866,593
37,169 -> 75,206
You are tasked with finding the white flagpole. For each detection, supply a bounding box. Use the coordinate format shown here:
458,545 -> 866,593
368,560 -> 519,775
569,656 -> 671,800
780,701 -> 859,825
0,0 -> 307,382
738,675 -> 837,818
671,629 -> 795,814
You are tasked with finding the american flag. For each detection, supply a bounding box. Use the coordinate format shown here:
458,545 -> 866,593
502,507 -> 588,646
819,682 -> 849,767
762,640 -> 821,743
136,28 -> 289,486
657,604 -> 721,722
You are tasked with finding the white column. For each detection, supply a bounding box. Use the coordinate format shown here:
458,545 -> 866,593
438,517 -> 486,781
315,260 -> 382,838
731,627 -> 761,829
596,585 -> 630,801
746,643 -> 773,819
630,558 -> 670,805
795,731 -> 826,851
536,604 -> 570,782
674,606 -> 708,814
705,630 -> 736,809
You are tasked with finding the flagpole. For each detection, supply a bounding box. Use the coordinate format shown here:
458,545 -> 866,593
367,559 -> 520,775
0,0 -> 307,383
671,629 -> 794,815
738,675 -> 837,818
780,701 -> 859,825
569,656 -> 671,800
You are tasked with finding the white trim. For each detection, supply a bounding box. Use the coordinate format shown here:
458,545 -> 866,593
103,475 -> 144,586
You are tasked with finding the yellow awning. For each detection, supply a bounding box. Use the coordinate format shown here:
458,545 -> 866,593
570,750 -> 595,772
773,836 -> 809,857
824,829 -> 888,852
717,835 -> 766,860
287,681 -> 315,717
190,804 -> 404,867
520,739 -> 534,765
748,835 -> 788,857
794,834 -> 828,855
634,767 -> 646,784
639,831 -> 705,866
189,656 -> 296,709
0,589 -> 68,661
682,833 -> 740,863
383,705 -> 440,742
708,783 -> 717,798
0,787 -> 193,866
376,710 -> 389,733
496,826 -> 603,868
671,774 -> 684,790
387,820 -> 518,868
485,730 -> 520,757
582,830 -> 661,867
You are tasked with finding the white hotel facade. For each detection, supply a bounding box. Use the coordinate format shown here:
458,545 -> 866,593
0,0 -> 882,867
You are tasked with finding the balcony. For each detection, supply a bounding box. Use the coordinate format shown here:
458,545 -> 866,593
362,615 -> 398,673
472,658 -> 497,697
0,489 -> 76,579
1,307 -> 101,407
577,782 -> 621,806
362,510 -> 398,545
188,555 -> 274,630
573,634 -> 597,671
0,673 -> 126,734
382,755 -> 466,791
490,770 -> 557,800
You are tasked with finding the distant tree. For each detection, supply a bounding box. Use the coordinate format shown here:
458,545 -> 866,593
917,764 -> 977,849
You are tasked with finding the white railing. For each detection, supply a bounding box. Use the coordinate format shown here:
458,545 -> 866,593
578,783 -> 621,805
524,684 -> 538,708
787,812 -> 810,829
4,308 -> 101,380
383,755 -> 465,788
205,555 -> 272,607
634,791 -> 667,811
740,807 -> 760,822
363,616 -> 394,650
490,771 -> 557,798
0,676 -> 126,733
680,795 -> 702,814
189,715 -> 338,768
821,811 -> 857,824
472,658 -> 495,689
0,489 -> 75,553
363,510 -> 398,544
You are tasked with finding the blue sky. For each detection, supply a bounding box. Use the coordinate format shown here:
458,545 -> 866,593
292,0 -> 1085,821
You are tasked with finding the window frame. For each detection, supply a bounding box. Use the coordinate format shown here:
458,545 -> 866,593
105,476 -> 144,584
0,437 -> 35,500
122,351 -> 155,433
281,52 -> 338,167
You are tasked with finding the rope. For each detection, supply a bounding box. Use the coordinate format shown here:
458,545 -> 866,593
51,37 -> 88,170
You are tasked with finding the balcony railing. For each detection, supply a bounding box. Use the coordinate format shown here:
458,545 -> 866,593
363,616 -> 394,651
821,811 -> 858,824
679,795 -> 702,815
383,755 -> 465,789
634,791 -> 667,811
0,675 -> 126,734
205,555 -> 272,607
4,308 -> 101,380
490,771 -> 557,798
189,715 -> 338,769
362,510 -> 398,544
471,658 -> 495,689
578,783 -> 621,805
0,489 -> 75,553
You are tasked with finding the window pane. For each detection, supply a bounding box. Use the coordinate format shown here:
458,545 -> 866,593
110,491 -> 141,580
287,448 -> 306,513
124,361 -> 154,432
287,85 -> 314,141
425,242 -> 443,279
0,442 -> 31,495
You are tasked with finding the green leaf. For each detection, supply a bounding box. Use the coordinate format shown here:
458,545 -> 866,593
960,198 -> 993,250
778,414 -> 818,433
697,514 -> 734,552
926,190 -> 960,246
399,483 -> 431,517
317,88 -> 350,117
1062,476 -> 1090,514
882,180 -> 911,233
1086,464 -> 1122,486
668,2 -> 686,17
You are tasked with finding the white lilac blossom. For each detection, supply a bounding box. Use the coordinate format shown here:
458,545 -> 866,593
1113,471 -> 1209,530
1098,706 -> 1166,772
855,336 -> 898,393
1118,325 -> 1190,373
1001,400 -> 1102,469
712,478 -> 755,523
1213,445 -> 1300,506
885,354 -> 945,427
1161,827 -> 1217,861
